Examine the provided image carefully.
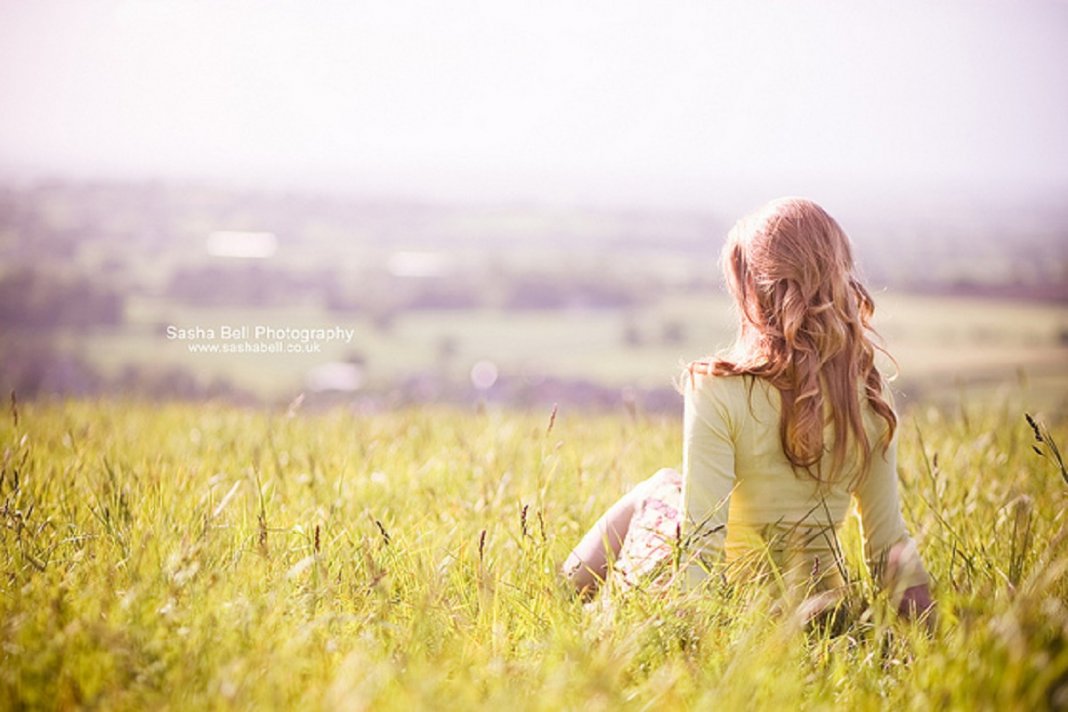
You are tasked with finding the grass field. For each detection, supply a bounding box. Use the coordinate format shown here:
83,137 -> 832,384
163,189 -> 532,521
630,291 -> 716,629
2,392 -> 1067,710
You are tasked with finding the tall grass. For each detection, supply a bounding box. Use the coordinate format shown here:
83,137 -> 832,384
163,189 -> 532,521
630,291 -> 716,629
1,395 -> 1066,710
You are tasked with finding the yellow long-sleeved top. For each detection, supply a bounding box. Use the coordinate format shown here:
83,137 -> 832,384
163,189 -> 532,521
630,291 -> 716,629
681,368 -> 930,597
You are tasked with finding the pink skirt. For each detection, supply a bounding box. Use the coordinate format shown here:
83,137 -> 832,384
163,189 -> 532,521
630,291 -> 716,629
610,467 -> 684,592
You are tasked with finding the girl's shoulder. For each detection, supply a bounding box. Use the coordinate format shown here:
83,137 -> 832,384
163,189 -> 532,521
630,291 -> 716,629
679,359 -> 772,405
679,362 -> 781,437
682,358 -> 759,384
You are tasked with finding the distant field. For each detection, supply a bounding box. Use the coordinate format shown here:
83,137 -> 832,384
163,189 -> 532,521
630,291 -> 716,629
5,180 -> 1066,412
59,292 -> 1068,412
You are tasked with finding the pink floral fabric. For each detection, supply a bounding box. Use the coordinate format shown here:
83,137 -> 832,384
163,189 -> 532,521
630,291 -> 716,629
610,468 -> 684,592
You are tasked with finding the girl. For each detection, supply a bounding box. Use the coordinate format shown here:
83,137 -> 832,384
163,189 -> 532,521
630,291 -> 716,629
563,197 -> 934,621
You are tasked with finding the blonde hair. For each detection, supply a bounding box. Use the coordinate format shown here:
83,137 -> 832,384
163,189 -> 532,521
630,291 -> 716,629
684,197 -> 896,485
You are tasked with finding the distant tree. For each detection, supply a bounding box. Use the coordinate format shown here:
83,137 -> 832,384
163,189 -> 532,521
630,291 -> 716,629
661,319 -> 686,345
622,321 -> 643,348
369,305 -> 397,333
0,335 -> 103,397
0,268 -> 124,328
436,334 -> 459,361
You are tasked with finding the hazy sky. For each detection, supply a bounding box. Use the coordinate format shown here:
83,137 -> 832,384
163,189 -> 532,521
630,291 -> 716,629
1,0 -> 1066,209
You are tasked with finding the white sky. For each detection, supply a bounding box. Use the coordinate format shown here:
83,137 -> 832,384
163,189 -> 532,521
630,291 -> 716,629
1,0 -> 1066,209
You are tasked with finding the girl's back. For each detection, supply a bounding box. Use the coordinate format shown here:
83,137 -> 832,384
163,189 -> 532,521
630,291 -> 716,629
683,369 -> 922,597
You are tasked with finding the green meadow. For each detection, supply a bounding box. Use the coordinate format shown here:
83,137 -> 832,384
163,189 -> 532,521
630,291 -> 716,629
2,391 -> 1066,710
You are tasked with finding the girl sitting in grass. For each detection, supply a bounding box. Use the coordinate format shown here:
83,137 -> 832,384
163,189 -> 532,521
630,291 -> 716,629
563,197 -> 934,624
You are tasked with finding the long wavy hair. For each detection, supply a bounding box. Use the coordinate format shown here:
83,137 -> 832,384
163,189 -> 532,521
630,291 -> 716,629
685,197 -> 897,486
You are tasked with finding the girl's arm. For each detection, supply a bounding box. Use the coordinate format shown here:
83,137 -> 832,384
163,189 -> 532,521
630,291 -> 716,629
853,427 -> 936,624
680,370 -> 737,589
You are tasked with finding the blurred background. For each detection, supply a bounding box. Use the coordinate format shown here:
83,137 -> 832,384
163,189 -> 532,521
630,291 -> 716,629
0,0 -> 1065,413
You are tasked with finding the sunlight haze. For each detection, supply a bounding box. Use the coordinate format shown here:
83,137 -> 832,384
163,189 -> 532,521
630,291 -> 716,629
1,0 -> 1066,209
